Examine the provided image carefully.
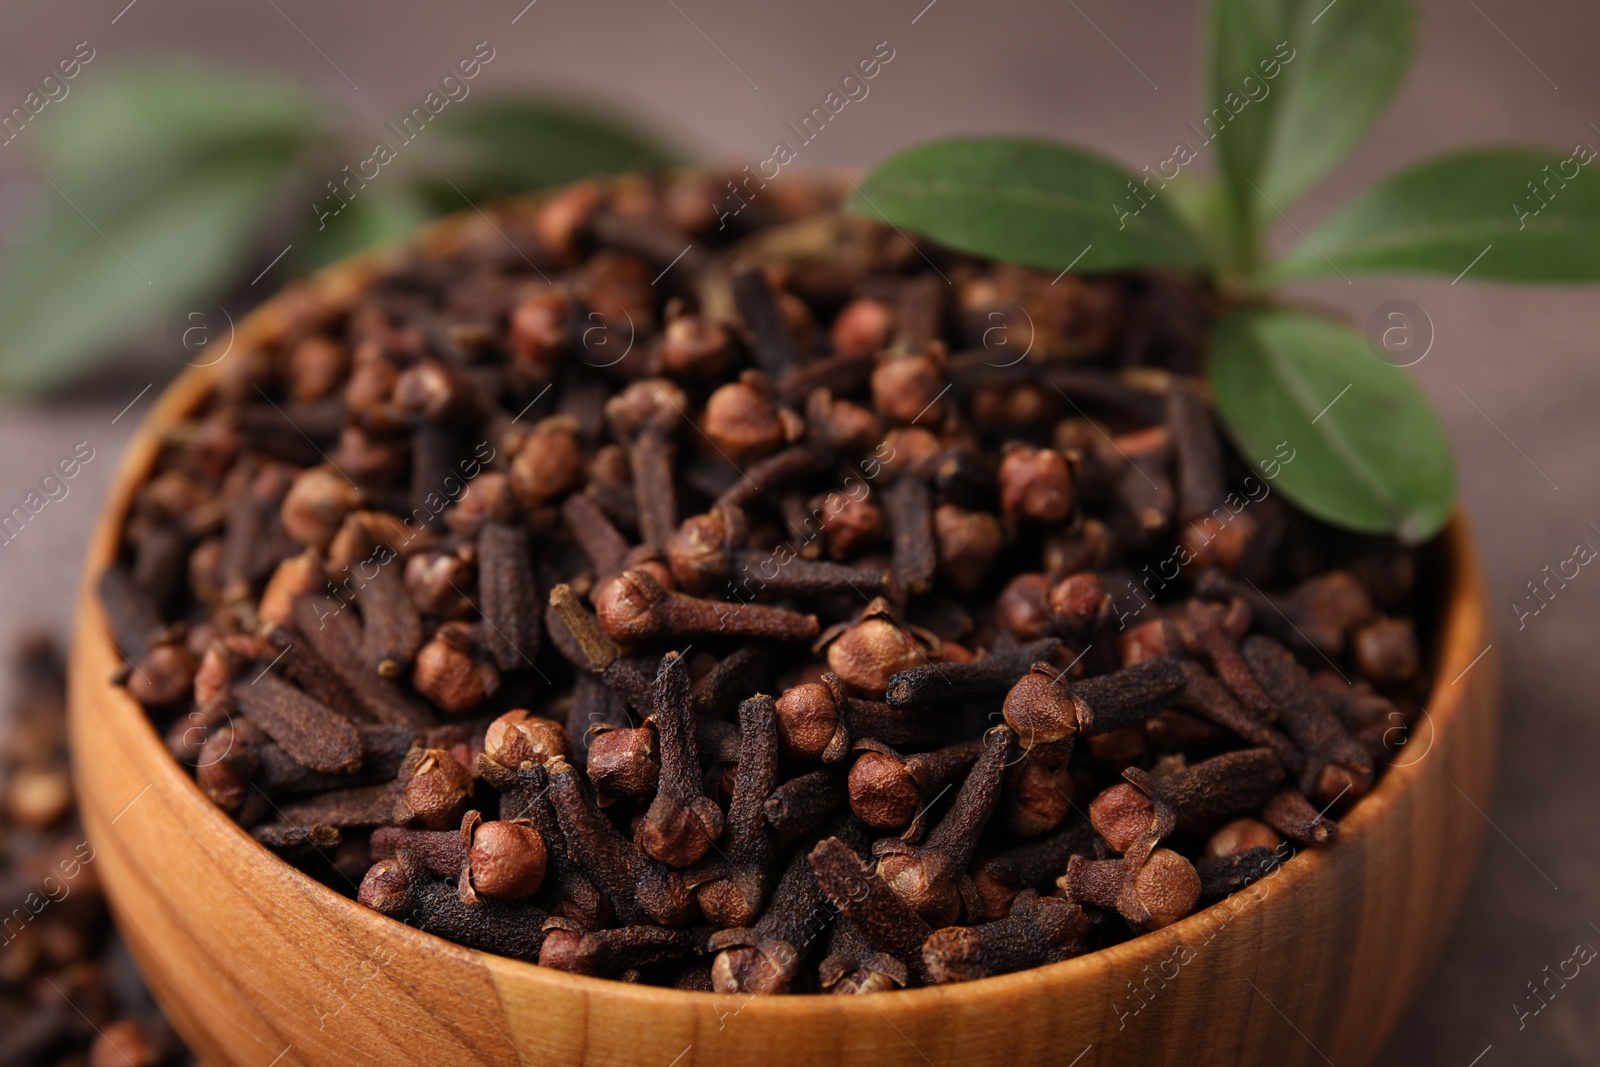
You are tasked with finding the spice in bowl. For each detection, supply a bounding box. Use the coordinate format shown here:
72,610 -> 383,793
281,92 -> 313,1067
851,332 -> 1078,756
100,173 -> 1432,994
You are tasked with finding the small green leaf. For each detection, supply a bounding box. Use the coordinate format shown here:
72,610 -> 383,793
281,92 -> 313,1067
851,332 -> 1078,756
850,136 -> 1211,273
292,185 -> 433,273
0,153 -> 299,394
1162,176 -> 1237,271
1209,0 -> 1413,242
417,97 -> 681,206
1276,147 -> 1600,281
37,64 -> 326,211
0,64 -> 326,393
1207,308 -> 1455,543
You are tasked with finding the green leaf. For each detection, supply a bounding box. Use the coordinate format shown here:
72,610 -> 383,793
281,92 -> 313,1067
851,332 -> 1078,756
1275,147 -> 1600,281
1162,176 -> 1237,270
1208,0 -> 1413,241
1207,307 -> 1455,543
36,64 -> 325,212
0,65 -> 325,393
849,136 -> 1212,273
0,154 -> 299,393
416,97 -> 681,206
291,185 -> 433,273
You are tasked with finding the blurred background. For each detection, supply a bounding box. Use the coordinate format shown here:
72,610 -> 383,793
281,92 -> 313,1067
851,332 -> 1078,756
0,0 -> 1597,1063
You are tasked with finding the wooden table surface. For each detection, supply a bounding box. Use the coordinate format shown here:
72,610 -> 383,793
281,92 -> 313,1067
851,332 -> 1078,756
2,1 -> 1598,1063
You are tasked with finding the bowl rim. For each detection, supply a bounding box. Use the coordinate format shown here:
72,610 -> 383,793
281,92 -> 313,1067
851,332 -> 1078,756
73,196 -> 1491,1017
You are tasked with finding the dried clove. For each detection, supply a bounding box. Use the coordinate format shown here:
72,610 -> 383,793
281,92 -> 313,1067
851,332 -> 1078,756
259,623 -> 364,723
693,695 -> 780,926
636,653 -> 724,867
847,738 -> 983,834
731,264 -> 806,376
253,821 -> 341,860
1173,659 -> 1302,772
885,637 -> 1060,709
1002,752 -> 1078,837
1205,816 -> 1283,860
486,759 -> 608,926
692,643 -> 777,717
595,568 -> 819,645
972,821 -> 1098,921
231,672 -> 363,775
670,507 -> 890,601
819,918 -> 909,994
709,818 -> 869,994
546,757 -> 695,925
1261,787 -> 1339,846
356,563 -> 424,678
540,918 -> 705,977
883,476 -> 936,600
921,891 -> 1089,983
278,780 -> 405,828
776,673 -> 957,763
585,725 -> 661,799
1002,658 -> 1184,755
1242,635 -> 1374,807
478,521 -> 540,671
809,836 -> 933,986
818,599 -> 938,698
291,596 -> 434,729
764,768 -> 847,838
871,726 -> 1012,925
360,850 -> 547,961
1194,846 -> 1280,902
1088,749 -> 1286,853
562,492 -> 632,577
1186,598 -> 1275,717
393,746 -> 474,830
1063,848 -> 1200,931
413,622 -> 500,713
1165,378 -> 1225,522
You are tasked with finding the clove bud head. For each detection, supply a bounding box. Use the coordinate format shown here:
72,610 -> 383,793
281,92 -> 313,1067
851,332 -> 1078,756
1128,848 -> 1202,929
825,609 -> 927,696
413,625 -> 500,714
594,569 -> 676,642
585,726 -> 660,798
711,942 -> 798,996
996,572 -> 1056,642
1088,782 -> 1156,855
484,709 -> 568,769
848,749 -> 919,829
703,379 -> 785,461
1002,668 -> 1085,749
666,509 -> 735,591
876,850 -> 962,928
1205,817 -> 1283,860
638,794 -> 724,869
774,682 -> 843,763
1005,757 -> 1075,837
357,856 -> 416,917
999,444 -> 1074,525
397,748 -> 474,830
537,924 -> 591,974
468,820 -> 548,901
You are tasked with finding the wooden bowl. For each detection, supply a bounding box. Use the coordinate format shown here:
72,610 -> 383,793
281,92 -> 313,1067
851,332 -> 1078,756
68,211 -> 1500,1067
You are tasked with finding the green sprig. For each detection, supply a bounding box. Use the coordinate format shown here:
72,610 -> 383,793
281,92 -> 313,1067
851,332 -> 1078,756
850,0 -> 1596,543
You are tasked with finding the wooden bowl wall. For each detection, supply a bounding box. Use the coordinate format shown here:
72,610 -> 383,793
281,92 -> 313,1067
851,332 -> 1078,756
68,220 -> 1499,1067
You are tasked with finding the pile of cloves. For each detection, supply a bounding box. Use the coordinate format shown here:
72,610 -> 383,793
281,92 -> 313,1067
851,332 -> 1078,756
103,172 -> 1433,994
1,635 -> 191,1066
